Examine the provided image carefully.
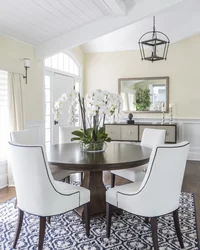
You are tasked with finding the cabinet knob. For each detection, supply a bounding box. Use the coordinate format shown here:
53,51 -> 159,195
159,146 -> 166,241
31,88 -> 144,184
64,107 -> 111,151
128,131 -> 132,134
111,131 -> 115,134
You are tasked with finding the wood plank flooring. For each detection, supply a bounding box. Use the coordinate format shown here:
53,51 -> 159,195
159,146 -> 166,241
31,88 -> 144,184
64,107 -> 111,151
0,160 -> 200,243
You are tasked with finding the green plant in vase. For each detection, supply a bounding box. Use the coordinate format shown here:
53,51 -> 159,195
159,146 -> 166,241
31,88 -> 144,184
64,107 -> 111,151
135,88 -> 151,111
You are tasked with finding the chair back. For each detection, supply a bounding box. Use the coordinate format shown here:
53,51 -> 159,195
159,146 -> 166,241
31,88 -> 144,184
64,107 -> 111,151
141,128 -> 166,148
138,141 -> 190,216
8,142 -> 63,215
59,126 -> 80,143
10,128 -> 41,145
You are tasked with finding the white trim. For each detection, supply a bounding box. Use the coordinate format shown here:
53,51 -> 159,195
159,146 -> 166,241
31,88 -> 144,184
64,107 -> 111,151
36,0 -> 184,59
43,52 -> 82,146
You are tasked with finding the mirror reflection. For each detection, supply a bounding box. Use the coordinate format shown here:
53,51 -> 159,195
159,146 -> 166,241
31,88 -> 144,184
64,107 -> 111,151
119,77 -> 169,113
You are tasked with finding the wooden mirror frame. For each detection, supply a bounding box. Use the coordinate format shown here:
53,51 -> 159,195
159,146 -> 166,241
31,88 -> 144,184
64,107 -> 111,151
118,76 -> 169,113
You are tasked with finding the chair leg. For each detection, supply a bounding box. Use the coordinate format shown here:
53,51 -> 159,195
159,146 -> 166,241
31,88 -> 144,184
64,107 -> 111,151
83,203 -> 90,237
14,198 -> 17,209
13,209 -> 24,249
111,173 -> 115,188
173,209 -> 184,248
150,217 -> 159,250
47,216 -> 51,225
144,217 -> 149,224
106,203 -> 112,238
38,217 -> 46,250
81,172 -> 84,182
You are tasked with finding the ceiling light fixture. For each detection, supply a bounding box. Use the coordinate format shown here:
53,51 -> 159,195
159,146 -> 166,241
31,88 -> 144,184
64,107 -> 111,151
138,16 -> 170,62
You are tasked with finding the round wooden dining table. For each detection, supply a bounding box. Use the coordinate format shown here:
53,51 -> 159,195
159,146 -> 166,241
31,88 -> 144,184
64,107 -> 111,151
46,142 -> 151,217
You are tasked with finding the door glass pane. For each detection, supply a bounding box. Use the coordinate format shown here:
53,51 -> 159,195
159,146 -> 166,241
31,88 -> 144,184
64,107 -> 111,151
74,63 -> 78,76
45,75 -> 50,89
45,129 -> 50,142
45,103 -> 50,115
58,53 -> 64,71
52,54 -> 58,69
69,58 -> 74,74
45,89 -> 50,102
64,54 -> 69,72
45,57 -> 52,67
45,115 -> 50,129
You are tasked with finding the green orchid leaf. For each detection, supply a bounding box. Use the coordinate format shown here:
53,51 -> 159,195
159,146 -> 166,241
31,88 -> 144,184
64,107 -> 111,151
71,137 -> 81,141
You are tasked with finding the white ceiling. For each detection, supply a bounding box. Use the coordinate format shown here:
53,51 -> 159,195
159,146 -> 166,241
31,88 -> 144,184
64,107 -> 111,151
81,0 -> 200,53
0,0 -> 186,58
0,0 -> 133,45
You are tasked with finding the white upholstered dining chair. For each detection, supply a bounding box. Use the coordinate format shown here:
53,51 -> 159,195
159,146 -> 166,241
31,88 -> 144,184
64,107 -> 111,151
106,141 -> 190,250
59,126 -> 81,143
9,142 -> 90,250
110,128 -> 166,187
10,128 -> 75,182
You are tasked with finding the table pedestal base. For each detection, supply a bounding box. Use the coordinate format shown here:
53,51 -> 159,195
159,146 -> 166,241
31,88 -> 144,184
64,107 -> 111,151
75,171 -> 106,218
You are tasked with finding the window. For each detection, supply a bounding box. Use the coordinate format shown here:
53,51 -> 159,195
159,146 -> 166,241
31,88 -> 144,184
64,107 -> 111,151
0,70 -> 8,161
0,70 -> 9,188
44,75 -> 51,148
45,53 -> 80,76
44,52 -> 81,145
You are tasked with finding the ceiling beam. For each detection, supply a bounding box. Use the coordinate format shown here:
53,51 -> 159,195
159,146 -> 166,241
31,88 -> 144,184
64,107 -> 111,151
36,0 -> 184,60
102,0 -> 128,16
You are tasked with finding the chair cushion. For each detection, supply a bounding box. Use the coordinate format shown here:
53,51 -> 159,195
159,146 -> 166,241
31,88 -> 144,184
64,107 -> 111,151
106,181 -> 142,207
111,165 -> 147,182
54,181 -> 90,206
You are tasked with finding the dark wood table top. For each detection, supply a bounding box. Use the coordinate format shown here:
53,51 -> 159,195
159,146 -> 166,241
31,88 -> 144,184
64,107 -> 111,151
46,142 -> 151,171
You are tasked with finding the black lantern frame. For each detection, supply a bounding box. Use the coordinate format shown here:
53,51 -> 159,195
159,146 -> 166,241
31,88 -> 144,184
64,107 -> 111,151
138,17 -> 170,62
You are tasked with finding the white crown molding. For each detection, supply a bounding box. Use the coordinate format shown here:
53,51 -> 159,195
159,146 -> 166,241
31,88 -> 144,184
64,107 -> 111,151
36,0 -> 184,60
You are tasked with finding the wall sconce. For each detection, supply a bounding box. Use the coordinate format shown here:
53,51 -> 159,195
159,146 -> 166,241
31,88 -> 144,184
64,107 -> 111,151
23,58 -> 30,84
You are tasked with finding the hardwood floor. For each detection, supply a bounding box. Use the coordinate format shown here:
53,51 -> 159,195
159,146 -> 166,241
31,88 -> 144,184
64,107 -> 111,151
0,160 -> 200,243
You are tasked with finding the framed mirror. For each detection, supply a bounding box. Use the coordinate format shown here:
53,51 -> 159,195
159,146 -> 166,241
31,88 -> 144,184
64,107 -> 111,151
118,77 -> 169,113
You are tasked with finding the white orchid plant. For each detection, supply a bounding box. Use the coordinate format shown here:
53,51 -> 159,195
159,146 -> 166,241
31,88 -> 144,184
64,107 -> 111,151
53,91 -> 78,125
53,89 -> 123,146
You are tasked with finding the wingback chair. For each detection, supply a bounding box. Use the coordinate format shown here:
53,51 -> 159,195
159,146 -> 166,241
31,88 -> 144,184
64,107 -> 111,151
10,128 -> 77,182
106,141 -> 190,250
9,142 -> 90,250
111,128 -> 166,187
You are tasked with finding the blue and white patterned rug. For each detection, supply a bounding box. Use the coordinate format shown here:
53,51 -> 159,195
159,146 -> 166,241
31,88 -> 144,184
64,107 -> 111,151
0,193 -> 199,249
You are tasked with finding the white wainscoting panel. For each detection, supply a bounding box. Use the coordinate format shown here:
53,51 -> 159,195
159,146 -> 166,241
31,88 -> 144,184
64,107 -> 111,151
0,160 -> 8,189
121,117 -> 200,161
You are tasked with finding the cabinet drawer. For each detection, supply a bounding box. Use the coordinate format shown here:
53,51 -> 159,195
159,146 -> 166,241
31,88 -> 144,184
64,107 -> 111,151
139,125 -> 157,141
121,125 -> 138,141
105,125 -> 121,140
156,125 -> 176,143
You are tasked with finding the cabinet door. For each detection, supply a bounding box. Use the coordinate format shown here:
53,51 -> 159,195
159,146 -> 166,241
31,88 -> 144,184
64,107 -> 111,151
121,125 -> 138,141
139,125 -> 157,141
105,125 -> 121,140
156,125 -> 176,143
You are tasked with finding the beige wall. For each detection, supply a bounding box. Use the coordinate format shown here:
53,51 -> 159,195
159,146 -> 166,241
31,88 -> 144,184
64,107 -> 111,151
0,35 -> 43,124
84,35 -> 200,118
0,35 -> 85,125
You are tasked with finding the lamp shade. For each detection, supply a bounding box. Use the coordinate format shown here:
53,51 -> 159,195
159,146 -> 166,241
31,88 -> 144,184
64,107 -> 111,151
23,58 -> 30,68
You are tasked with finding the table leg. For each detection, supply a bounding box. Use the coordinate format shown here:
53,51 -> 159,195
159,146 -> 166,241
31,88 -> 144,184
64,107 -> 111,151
75,171 -> 106,217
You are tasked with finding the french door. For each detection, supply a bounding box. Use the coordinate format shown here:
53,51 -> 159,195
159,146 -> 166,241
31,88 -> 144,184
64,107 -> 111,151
44,72 -> 75,146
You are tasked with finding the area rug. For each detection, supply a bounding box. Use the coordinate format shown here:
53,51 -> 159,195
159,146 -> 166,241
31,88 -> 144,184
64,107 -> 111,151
0,193 -> 199,249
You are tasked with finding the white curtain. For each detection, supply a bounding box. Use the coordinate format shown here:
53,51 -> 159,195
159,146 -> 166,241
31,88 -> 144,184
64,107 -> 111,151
7,73 -> 25,186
